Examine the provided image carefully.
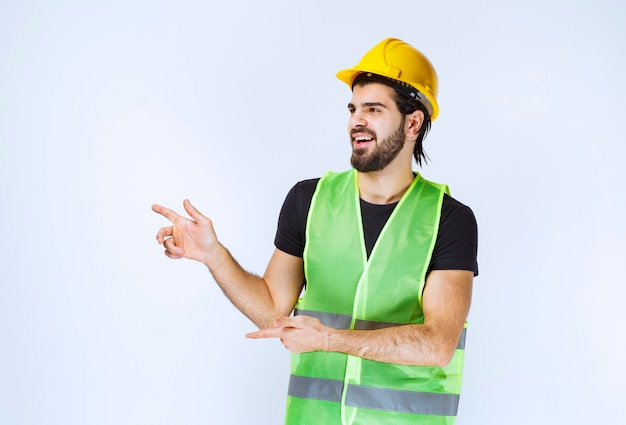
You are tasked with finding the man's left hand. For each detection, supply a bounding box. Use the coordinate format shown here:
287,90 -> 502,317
246,316 -> 331,354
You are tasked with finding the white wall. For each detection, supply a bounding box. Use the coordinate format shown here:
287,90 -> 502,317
1,1 -> 625,423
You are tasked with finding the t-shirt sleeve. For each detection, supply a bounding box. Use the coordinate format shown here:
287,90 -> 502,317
274,179 -> 318,257
429,194 -> 479,276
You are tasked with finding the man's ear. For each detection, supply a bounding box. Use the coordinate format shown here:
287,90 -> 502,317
405,109 -> 425,138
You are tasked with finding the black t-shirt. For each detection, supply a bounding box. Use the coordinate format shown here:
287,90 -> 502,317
274,178 -> 479,276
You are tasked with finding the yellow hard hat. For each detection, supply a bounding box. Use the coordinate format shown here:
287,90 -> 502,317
336,38 -> 440,121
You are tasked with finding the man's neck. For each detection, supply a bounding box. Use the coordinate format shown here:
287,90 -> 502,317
357,166 -> 415,205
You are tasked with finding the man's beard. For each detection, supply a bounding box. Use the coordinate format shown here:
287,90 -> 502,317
350,123 -> 405,172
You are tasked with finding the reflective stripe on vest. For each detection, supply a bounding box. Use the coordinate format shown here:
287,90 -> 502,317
286,170 -> 465,425
288,375 -> 460,416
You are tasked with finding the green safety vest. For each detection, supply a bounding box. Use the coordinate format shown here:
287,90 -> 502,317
285,169 -> 466,425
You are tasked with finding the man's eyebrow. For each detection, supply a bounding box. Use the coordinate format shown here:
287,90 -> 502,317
347,102 -> 388,109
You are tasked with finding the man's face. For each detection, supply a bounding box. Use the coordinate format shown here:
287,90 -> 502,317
347,83 -> 407,172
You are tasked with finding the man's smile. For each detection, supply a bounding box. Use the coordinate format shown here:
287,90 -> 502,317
351,129 -> 376,148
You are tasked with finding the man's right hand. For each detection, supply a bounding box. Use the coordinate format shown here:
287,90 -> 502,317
151,199 -> 218,264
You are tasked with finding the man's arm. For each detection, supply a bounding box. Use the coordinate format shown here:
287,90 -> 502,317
152,200 -> 305,329
210,247 -> 305,329
247,269 -> 472,366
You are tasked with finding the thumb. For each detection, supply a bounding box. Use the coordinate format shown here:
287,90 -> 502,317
274,317 -> 295,328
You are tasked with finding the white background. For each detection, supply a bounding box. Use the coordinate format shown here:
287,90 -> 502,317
1,1 -> 625,424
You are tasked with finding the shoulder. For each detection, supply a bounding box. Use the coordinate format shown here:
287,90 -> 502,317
415,175 -> 475,226
293,177 -> 320,193
280,177 -> 323,221
286,178 -> 320,205
441,194 -> 477,228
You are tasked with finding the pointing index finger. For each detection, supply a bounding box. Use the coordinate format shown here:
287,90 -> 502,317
245,327 -> 283,340
151,204 -> 181,222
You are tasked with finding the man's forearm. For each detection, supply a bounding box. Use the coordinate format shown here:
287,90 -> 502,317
203,242 -> 280,329
327,324 -> 459,367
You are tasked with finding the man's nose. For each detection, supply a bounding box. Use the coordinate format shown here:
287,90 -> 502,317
350,111 -> 367,127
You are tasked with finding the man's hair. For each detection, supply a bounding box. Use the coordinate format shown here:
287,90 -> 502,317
353,76 -> 432,167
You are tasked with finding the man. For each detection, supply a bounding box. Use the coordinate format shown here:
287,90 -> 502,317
152,38 -> 478,425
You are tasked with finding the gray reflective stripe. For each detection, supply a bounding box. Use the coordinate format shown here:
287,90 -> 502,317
294,309 -> 353,329
457,327 -> 467,350
346,385 -> 459,416
288,375 -> 459,416
295,309 -> 467,350
288,375 -> 343,402
295,309 -> 404,330
354,319 -> 403,330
